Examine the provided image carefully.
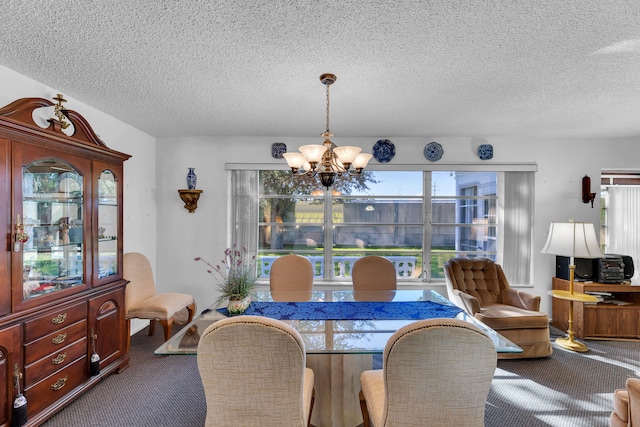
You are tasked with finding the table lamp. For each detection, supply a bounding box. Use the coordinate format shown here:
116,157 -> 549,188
541,220 -> 604,352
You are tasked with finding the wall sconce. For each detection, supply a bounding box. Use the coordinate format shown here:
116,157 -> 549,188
178,189 -> 202,213
582,175 -> 596,208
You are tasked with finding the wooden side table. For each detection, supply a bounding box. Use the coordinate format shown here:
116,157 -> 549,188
552,277 -> 640,340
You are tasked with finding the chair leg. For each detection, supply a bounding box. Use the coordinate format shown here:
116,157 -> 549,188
307,388 -> 315,427
158,318 -> 174,342
148,319 -> 156,336
125,318 -> 131,353
186,302 -> 196,323
359,390 -> 371,427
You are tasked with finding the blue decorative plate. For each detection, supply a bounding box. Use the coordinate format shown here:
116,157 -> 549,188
424,141 -> 444,162
372,139 -> 395,163
478,144 -> 493,160
271,142 -> 287,159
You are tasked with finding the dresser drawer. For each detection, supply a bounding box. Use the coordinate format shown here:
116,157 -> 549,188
24,302 -> 86,342
24,320 -> 87,365
25,337 -> 87,386
24,355 -> 88,417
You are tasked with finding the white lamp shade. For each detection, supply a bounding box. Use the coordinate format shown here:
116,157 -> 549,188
299,145 -> 327,163
352,152 -> 373,169
541,222 -> 604,259
282,152 -> 306,169
333,146 -> 361,164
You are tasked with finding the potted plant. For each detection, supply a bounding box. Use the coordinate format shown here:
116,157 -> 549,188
195,244 -> 256,315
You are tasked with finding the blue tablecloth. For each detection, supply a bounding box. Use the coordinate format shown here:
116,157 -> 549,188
217,300 -> 463,320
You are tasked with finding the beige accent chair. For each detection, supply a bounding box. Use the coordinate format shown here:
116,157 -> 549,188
270,254 -> 314,302
444,257 -> 552,359
123,252 -> 195,351
611,378 -> 640,427
197,315 -> 315,427
359,318 -> 497,427
352,256 -> 397,291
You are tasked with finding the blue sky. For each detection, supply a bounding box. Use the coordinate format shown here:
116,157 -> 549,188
353,171 -> 456,197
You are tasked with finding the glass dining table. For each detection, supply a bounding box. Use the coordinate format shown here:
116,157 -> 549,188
155,289 -> 521,427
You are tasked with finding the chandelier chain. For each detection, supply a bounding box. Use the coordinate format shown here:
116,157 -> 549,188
325,83 -> 331,134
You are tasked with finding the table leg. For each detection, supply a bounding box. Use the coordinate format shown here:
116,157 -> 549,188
307,353 -> 373,427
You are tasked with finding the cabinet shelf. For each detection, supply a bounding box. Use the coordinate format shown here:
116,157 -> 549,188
24,194 -> 83,203
28,243 -> 82,251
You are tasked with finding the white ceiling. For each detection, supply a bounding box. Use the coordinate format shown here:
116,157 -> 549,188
1,1 -> 639,139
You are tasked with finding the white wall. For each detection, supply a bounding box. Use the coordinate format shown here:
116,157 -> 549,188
4,64 -> 638,319
0,66 -> 157,332
155,135 -> 640,316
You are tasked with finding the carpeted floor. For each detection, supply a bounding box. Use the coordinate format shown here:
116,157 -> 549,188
41,325 -> 639,427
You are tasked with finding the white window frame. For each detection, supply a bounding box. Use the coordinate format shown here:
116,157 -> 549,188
228,163 -> 537,284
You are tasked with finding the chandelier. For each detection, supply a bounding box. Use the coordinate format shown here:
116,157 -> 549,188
283,73 -> 372,189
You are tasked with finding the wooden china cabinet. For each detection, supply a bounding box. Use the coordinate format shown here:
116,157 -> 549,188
0,97 -> 131,426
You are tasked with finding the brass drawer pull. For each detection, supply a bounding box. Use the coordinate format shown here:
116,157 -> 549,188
52,313 -> 67,324
52,352 -> 67,365
50,376 -> 68,391
51,333 -> 67,345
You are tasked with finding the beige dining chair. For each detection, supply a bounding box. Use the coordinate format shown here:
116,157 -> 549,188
197,315 -> 315,427
352,256 -> 397,291
359,318 -> 497,427
123,252 -> 196,351
270,254 -> 314,301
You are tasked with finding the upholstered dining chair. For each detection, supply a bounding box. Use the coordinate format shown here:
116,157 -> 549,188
197,315 -> 315,427
123,252 -> 196,351
611,378 -> 640,427
359,318 -> 497,427
444,257 -> 552,359
270,254 -> 314,301
352,256 -> 397,291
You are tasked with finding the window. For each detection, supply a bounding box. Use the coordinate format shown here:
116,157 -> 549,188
600,171 -> 640,281
256,170 -> 499,281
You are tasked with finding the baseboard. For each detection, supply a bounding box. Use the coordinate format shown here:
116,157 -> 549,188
130,319 -> 150,335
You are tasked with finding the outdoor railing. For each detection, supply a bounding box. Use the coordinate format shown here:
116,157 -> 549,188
259,255 -> 417,279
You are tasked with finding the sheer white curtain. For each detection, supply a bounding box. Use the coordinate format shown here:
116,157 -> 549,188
607,186 -> 640,280
230,170 -> 259,259
499,171 -> 534,285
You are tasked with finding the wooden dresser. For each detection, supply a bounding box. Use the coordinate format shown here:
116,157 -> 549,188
552,277 -> 640,340
0,97 -> 130,426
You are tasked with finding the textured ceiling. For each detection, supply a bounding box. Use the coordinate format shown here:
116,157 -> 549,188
1,1 -> 639,139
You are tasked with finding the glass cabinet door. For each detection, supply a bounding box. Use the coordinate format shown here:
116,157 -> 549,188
97,170 -> 118,280
22,159 -> 84,300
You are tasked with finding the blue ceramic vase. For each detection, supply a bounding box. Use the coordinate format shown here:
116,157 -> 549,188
186,168 -> 197,190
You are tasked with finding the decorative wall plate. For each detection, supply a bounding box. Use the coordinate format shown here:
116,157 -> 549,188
373,139 -> 395,163
478,144 -> 493,160
271,142 -> 287,159
424,141 -> 444,162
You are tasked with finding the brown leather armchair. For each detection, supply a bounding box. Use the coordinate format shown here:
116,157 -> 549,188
611,378 -> 640,427
444,257 -> 552,359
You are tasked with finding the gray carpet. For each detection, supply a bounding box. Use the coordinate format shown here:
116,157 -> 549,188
41,326 -> 639,427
